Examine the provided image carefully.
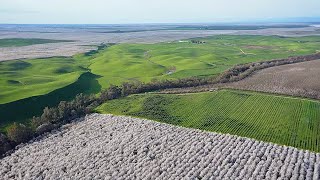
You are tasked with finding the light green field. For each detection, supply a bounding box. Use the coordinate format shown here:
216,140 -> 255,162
89,35 -> 320,88
97,90 -> 320,152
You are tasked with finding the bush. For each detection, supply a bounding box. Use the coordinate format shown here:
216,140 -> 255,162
7,123 -> 33,144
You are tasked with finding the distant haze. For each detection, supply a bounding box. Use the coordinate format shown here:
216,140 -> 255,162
1,0 -> 320,24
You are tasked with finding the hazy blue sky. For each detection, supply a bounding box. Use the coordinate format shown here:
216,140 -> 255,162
1,0 -> 320,24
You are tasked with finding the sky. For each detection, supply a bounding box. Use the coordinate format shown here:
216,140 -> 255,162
0,0 -> 320,24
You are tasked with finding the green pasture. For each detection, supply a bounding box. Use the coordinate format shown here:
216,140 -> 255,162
0,38 -> 73,47
97,90 -> 320,152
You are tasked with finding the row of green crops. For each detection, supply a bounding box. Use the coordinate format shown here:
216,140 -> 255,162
96,90 -> 320,152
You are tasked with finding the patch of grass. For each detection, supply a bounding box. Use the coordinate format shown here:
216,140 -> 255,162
97,90 -> 320,152
0,38 -> 73,47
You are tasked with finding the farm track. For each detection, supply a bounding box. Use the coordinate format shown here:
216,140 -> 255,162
1,114 -> 319,179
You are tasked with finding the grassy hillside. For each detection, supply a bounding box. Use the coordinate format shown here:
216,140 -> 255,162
97,90 -> 320,152
0,57 -> 87,104
0,38 -> 73,47
90,35 -> 320,88
0,72 -> 101,130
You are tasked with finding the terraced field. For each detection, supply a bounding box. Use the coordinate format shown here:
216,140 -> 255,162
97,90 -> 320,152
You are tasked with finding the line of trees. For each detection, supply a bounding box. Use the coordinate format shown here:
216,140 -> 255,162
1,53 -> 320,157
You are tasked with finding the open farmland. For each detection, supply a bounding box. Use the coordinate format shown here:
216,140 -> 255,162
225,60 -> 320,100
2,35 -> 320,127
97,90 -> 320,152
1,114 -> 319,179
3,35 -> 320,104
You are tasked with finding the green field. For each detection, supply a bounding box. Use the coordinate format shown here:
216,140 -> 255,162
2,35 -> 320,127
0,38 -> 73,47
89,35 -> 320,88
96,90 -> 320,152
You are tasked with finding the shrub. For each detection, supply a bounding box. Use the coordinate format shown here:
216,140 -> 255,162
7,123 -> 33,144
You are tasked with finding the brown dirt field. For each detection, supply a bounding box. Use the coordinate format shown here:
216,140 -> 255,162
225,60 -> 320,99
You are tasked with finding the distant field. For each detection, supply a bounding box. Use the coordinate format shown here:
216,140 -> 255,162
97,90 -> 320,152
226,60 -> 320,100
174,24 -> 309,30
0,38 -> 73,47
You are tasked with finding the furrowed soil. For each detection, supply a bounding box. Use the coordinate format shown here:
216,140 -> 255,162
225,60 -> 320,100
